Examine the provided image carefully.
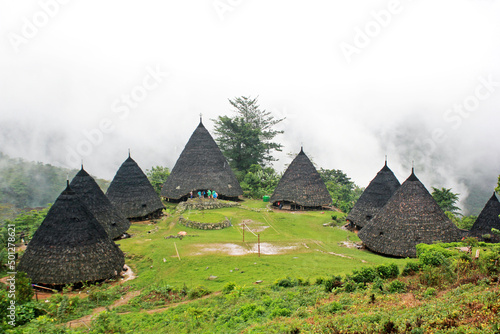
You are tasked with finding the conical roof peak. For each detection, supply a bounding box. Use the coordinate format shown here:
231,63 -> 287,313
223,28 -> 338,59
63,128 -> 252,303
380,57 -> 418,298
407,168 -> 419,182
347,161 -> 400,228
70,166 -> 130,239
76,167 -> 90,177
107,155 -> 165,219
270,147 -> 332,208
161,120 -> 242,200
469,191 -> 500,242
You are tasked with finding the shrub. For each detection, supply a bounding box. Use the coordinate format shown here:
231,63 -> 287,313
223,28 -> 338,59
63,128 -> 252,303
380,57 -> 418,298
419,250 -> 450,267
423,287 -> 436,298
376,263 -> 399,279
324,276 -> 343,293
479,250 -> 500,275
315,277 -> 325,285
350,267 -> 376,283
15,272 -> 34,304
402,261 -> 421,276
222,282 -> 237,294
371,277 -> 384,293
270,307 -> 292,318
387,280 -> 406,294
343,281 -> 357,292
188,286 -> 211,299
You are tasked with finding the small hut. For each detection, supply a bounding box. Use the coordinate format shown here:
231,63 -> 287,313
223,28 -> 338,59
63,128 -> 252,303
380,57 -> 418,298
347,161 -> 400,229
270,147 -> 332,210
70,167 -> 130,239
468,192 -> 500,243
18,182 -> 125,285
358,169 -> 464,258
161,119 -> 242,201
106,154 -> 165,220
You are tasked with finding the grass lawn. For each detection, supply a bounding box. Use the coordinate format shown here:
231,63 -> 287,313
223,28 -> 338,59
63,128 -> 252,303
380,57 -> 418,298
118,199 -> 407,291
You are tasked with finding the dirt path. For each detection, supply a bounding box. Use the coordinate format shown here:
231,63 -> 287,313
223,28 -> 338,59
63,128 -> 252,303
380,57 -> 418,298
64,289 -> 141,329
64,291 -> 221,328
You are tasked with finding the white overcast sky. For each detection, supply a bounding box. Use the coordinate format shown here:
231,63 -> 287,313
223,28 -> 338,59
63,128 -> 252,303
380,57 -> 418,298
1,0 -> 499,212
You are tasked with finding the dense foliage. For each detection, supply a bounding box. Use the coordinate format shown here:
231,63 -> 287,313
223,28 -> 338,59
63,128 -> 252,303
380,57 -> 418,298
432,187 -> 461,216
0,208 -> 48,272
145,166 -> 170,195
318,168 -> 363,213
0,152 -> 108,209
213,96 -> 284,172
240,164 -> 280,199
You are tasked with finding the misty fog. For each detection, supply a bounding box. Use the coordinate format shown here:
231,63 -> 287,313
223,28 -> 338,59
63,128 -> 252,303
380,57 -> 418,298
1,0 -> 499,214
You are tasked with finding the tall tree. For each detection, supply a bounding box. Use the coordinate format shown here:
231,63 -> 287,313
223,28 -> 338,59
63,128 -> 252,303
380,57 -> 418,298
146,166 -> 170,195
496,175 -> 500,193
432,187 -> 461,216
213,96 -> 284,172
318,168 -> 363,213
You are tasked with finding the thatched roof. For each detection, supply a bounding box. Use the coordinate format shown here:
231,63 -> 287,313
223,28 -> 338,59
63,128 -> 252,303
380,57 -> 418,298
70,167 -> 130,239
18,182 -> 125,285
358,169 -> 465,258
161,120 -> 242,200
347,161 -> 400,228
270,148 -> 332,208
106,154 -> 165,219
468,192 -> 500,242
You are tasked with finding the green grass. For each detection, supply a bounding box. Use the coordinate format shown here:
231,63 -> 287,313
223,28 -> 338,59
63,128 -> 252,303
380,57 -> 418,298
118,199 -> 405,291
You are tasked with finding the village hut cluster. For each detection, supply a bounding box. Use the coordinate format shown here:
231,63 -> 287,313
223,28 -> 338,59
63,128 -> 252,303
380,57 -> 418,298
17,117 -> 500,285
18,154 -> 164,286
350,162 -> 500,258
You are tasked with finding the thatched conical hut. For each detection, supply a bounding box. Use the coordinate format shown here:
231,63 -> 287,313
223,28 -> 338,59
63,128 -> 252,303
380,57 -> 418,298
347,161 -> 400,229
358,169 -> 464,258
468,192 -> 500,243
270,148 -> 332,210
70,167 -> 130,239
18,182 -> 125,285
161,119 -> 242,201
106,154 -> 165,220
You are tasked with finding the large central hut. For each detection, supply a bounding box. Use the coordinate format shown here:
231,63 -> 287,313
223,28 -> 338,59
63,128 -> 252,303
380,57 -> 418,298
468,192 -> 500,243
347,160 -> 400,230
18,182 -> 125,286
161,118 -> 242,201
270,147 -> 332,210
358,168 -> 465,258
106,153 -> 165,220
70,166 -> 130,240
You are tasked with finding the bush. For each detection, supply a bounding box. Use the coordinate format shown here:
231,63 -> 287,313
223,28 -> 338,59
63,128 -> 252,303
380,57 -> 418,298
387,280 -> 406,293
188,286 -> 211,299
375,263 -> 399,279
350,267 -> 376,283
479,250 -> 500,276
419,250 -> 450,267
270,307 -> 292,318
324,276 -> 343,293
371,277 -> 384,293
402,261 -> 421,276
343,281 -> 358,292
423,287 -> 436,298
222,282 -> 237,294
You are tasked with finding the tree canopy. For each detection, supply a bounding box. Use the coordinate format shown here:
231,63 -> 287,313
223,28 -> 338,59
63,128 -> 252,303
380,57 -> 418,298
431,187 -> 461,216
318,168 -> 363,213
146,166 -> 170,195
213,96 -> 284,172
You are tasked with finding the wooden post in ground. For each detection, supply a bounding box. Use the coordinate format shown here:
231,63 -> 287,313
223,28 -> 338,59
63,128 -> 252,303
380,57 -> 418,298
242,223 -> 245,242
258,234 -> 260,257
174,242 -> 181,261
